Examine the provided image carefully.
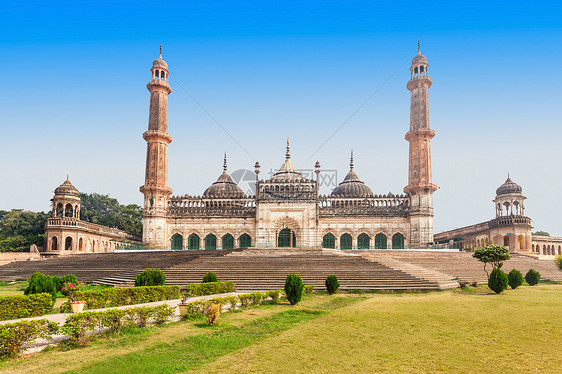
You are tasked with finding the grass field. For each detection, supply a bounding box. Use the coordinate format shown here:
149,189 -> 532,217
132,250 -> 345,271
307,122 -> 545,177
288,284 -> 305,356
1,284 -> 561,373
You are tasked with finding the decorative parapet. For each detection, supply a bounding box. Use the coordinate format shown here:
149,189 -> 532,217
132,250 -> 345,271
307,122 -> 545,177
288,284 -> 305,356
434,215 -> 532,242
256,179 -> 317,202
318,194 -> 410,217
489,215 -> 532,227
168,195 -> 256,218
45,217 -> 141,241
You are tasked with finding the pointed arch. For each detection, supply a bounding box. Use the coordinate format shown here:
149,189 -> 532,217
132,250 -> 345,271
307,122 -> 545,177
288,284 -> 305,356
205,234 -> 217,250
188,234 -> 200,250
238,233 -> 251,248
392,233 -> 404,249
322,233 -> 335,249
171,233 -> 183,250
357,233 -> 370,249
222,234 -> 234,249
340,233 -> 352,250
375,233 -> 387,249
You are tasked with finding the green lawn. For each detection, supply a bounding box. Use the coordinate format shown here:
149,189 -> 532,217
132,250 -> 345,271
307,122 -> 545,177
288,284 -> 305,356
1,284 -> 561,373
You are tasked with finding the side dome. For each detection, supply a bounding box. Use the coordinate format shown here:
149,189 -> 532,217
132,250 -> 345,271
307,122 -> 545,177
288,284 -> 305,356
203,154 -> 245,198
330,152 -> 374,198
54,178 -> 80,197
496,176 -> 522,196
153,56 -> 168,70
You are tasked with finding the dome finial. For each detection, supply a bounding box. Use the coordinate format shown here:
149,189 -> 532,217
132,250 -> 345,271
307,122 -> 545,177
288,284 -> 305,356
417,40 -> 420,54
159,44 -> 162,58
350,150 -> 354,170
66,173 -> 69,181
223,151 -> 227,172
286,138 -> 290,159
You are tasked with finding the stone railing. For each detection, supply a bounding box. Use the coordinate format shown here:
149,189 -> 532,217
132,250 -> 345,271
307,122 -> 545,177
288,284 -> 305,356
168,196 -> 256,218
318,194 -> 410,217
489,215 -> 532,228
45,217 -> 141,241
256,180 -> 317,202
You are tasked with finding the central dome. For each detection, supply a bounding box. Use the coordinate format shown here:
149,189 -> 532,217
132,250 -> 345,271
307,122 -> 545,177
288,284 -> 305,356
269,139 -> 307,183
331,152 -> 374,198
203,154 -> 245,198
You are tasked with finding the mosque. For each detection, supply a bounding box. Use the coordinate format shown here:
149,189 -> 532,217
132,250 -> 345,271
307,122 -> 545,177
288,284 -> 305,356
140,45 -> 436,250
41,45 -> 561,256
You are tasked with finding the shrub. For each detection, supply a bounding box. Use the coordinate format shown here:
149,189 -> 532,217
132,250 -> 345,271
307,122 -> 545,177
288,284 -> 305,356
525,269 -> 541,286
304,285 -> 314,294
185,281 -> 235,296
73,285 -> 181,310
488,268 -> 508,294
284,273 -> 304,305
555,255 -> 562,271
0,293 -> 53,321
62,304 -> 175,345
508,269 -> 524,289
266,290 -> 281,302
207,304 -> 221,326
0,319 -> 58,358
135,268 -> 166,287
60,274 -> 79,293
202,271 -> 219,283
24,272 -> 57,301
239,292 -> 263,307
325,275 -> 340,295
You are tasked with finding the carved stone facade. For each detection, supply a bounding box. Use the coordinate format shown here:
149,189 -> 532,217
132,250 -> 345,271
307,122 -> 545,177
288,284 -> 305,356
43,179 -> 141,255
141,47 -> 437,250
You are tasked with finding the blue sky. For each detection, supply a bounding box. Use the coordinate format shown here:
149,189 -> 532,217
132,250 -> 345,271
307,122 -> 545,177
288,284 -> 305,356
1,1 -> 561,235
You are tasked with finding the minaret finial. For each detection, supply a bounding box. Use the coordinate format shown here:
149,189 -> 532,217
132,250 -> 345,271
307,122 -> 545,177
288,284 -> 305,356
417,40 -> 420,54
159,45 -> 162,58
286,138 -> 290,159
223,152 -> 227,172
350,150 -> 354,170
66,174 -> 69,180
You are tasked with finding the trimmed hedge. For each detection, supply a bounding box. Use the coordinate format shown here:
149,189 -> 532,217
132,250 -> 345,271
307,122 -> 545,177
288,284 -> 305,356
304,285 -> 314,294
72,286 -> 181,310
135,268 -> 166,287
185,282 -> 235,296
62,304 -> 175,345
488,268 -> 508,294
181,290 -> 284,320
508,269 -> 524,289
0,319 -> 59,358
0,293 -> 53,321
525,269 -> 541,286
325,275 -> 340,295
284,273 -> 304,305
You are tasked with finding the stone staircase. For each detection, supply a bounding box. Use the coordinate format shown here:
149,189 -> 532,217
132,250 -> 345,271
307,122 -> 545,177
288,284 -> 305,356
93,248 -> 450,291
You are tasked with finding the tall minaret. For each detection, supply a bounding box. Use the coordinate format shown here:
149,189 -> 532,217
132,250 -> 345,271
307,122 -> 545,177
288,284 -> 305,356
139,46 -> 173,249
404,42 -> 437,247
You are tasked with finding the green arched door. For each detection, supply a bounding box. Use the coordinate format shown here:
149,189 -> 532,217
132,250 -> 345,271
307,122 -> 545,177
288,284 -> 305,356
392,233 -> 405,249
205,234 -> 217,250
322,233 -> 335,249
222,234 -> 234,249
171,234 -> 183,250
357,233 -> 370,249
278,229 -> 296,248
375,233 -> 387,249
340,233 -> 352,249
238,234 -> 252,248
188,234 -> 200,250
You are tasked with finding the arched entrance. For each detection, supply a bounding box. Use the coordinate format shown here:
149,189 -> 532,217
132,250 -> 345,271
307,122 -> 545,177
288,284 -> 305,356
322,233 -> 335,249
171,234 -> 183,250
357,233 -> 370,249
375,233 -> 387,249
222,234 -> 234,249
278,228 -> 296,248
238,234 -> 251,248
51,236 -> 58,251
188,234 -> 200,250
78,237 -> 83,251
392,233 -> 404,249
65,236 -> 73,251
503,235 -> 510,247
340,233 -> 352,250
517,235 -> 524,250
205,234 -> 217,250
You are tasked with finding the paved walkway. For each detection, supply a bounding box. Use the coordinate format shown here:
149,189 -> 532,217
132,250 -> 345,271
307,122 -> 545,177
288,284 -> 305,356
0,292 -> 242,326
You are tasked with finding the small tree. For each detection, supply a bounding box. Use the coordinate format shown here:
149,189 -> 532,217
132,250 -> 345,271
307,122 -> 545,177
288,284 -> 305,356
472,245 -> 511,279
525,269 -> 541,286
325,275 -> 340,295
507,269 -> 524,289
555,255 -> 562,272
284,273 -> 304,305
24,272 -> 57,301
135,268 -> 166,286
202,271 -> 219,283
488,268 -> 508,294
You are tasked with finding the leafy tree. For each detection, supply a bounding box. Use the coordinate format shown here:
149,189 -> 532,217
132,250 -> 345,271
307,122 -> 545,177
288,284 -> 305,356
0,210 -> 49,252
532,231 -> 550,237
472,245 -> 511,279
80,193 -> 142,236
555,255 -> 562,272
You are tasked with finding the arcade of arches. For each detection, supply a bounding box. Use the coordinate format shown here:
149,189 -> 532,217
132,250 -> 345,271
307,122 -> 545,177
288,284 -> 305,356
171,233 -> 253,250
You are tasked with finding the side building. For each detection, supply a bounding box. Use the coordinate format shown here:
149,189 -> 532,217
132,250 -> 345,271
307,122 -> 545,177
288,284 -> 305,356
140,46 -> 437,250
434,176 -> 561,257
43,179 -> 141,255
